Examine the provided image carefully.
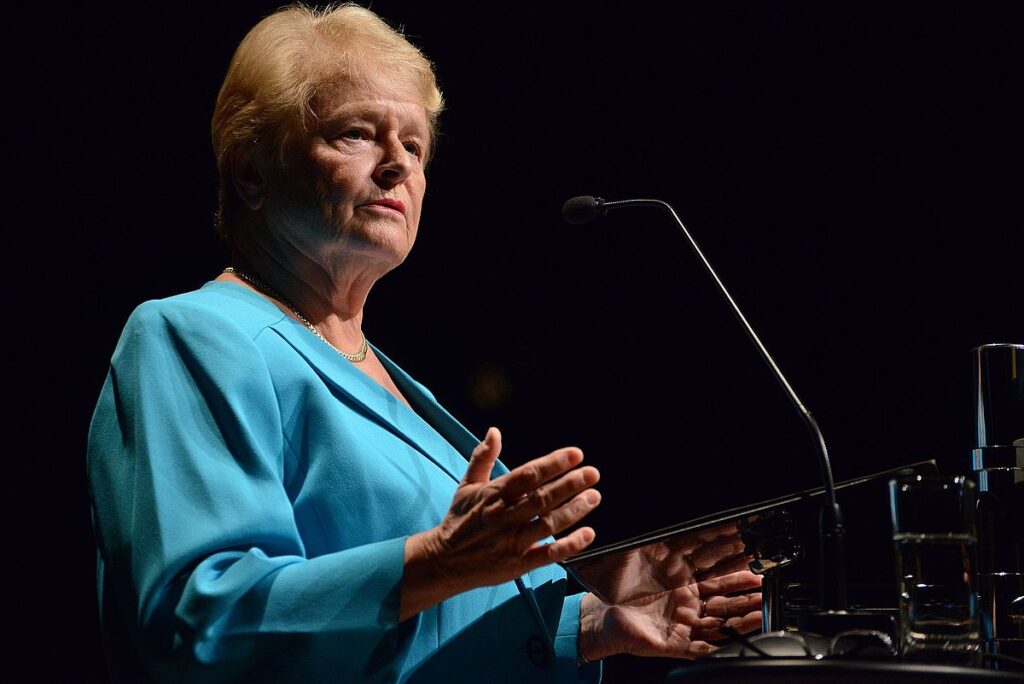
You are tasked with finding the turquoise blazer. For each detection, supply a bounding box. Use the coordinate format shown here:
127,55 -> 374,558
88,281 -> 599,683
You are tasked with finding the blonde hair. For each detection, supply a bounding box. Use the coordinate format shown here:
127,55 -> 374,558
211,3 -> 444,240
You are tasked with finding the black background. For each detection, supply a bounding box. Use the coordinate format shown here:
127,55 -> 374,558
10,2 -> 1023,681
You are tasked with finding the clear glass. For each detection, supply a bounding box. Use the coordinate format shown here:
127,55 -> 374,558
889,475 -> 981,662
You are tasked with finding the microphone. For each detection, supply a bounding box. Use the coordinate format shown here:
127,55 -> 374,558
561,196 -> 667,225
561,196 -> 604,225
563,195 -> 848,615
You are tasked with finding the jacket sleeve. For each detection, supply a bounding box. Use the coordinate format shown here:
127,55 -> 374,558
555,593 -> 602,683
88,300 -> 418,682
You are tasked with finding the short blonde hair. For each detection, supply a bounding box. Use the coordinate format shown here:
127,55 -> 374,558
211,3 -> 444,240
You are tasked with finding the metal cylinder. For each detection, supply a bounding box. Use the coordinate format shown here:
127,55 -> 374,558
971,343 -> 1024,661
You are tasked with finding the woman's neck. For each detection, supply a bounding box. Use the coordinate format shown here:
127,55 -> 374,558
227,246 -> 377,355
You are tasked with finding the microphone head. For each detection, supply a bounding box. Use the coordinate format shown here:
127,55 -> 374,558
562,195 -> 605,225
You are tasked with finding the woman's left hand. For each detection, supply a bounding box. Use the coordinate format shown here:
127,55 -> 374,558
578,570 -> 762,661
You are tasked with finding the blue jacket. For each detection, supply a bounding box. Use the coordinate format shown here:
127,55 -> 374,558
88,281 -> 599,683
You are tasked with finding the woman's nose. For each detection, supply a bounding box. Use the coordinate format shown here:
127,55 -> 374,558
373,137 -> 413,187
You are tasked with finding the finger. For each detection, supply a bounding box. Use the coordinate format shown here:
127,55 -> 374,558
705,592 -> 762,619
691,614 -> 743,642
701,611 -> 762,641
685,641 -> 717,659
697,522 -> 739,543
498,446 -> 584,501
694,610 -> 763,642
463,427 -> 502,484
518,489 -> 602,545
521,526 -> 596,569
507,465 -> 600,521
694,555 -> 752,582
692,615 -> 726,632
664,537 -> 703,556
688,537 -> 747,569
723,610 -> 763,635
697,569 -> 762,597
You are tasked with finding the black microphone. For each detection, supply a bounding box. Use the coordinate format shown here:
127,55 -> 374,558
561,196 -> 668,225
563,195 -> 848,615
562,196 -> 607,224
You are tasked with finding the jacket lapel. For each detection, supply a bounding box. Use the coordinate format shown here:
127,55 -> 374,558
375,349 -> 532,594
375,347 -> 511,480
269,320 -> 467,484
270,320 -> 535,596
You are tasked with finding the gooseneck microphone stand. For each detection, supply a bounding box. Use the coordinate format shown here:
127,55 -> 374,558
563,195 -> 848,618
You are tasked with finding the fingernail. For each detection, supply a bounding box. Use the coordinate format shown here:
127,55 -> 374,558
585,491 -> 601,505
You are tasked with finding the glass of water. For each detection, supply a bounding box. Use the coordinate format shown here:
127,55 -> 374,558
889,475 -> 981,662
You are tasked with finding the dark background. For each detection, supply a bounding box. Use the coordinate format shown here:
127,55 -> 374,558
10,1 -> 1022,681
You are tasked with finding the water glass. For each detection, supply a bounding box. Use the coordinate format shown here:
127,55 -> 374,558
889,475 -> 981,661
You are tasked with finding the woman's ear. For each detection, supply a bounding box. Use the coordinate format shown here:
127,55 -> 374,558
230,145 -> 266,210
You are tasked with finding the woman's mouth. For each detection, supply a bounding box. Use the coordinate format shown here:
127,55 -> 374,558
360,198 -> 405,214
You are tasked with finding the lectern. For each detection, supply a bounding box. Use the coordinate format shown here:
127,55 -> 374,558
563,460 -> 938,636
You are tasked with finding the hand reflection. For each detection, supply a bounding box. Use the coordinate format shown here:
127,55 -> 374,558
574,522 -> 762,660
596,522 -> 751,604
579,568 -> 762,660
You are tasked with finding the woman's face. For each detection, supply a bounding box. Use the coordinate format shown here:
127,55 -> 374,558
264,74 -> 430,275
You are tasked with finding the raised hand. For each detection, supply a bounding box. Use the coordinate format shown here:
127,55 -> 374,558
401,427 -> 601,620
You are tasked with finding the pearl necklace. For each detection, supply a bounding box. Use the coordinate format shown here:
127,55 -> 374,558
224,267 -> 369,363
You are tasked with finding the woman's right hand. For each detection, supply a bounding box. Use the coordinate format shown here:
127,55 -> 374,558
400,427 -> 601,620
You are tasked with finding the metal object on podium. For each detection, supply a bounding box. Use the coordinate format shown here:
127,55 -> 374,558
562,460 -> 937,636
971,343 -> 1024,661
666,659 -> 1023,682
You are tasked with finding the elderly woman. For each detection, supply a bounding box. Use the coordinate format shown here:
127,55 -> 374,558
87,4 -> 760,682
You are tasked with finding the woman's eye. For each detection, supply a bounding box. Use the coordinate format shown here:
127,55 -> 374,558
340,129 -> 364,140
403,142 -> 421,157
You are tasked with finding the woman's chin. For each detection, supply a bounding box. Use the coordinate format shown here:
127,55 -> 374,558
335,225 -> 415,266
